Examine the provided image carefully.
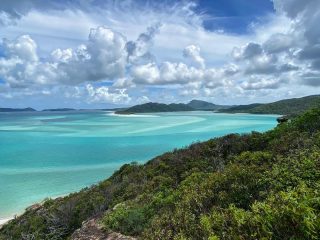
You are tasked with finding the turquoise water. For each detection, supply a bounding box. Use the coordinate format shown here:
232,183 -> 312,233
0,111 -> 278,219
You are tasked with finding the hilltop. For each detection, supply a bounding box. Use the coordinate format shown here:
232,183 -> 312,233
187,100 -> 230,111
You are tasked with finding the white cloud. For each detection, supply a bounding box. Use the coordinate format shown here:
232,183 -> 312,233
3,35 -> 38,62
86,84 -> 131,103
183,45 -> 205,68
232,43 -> 263,61
131,63 -> 160,84
263,33 -> 293,53
241,76 -> 285,90
51,48 -> 73,63
1,0 -> 320,106
126,23 -> 161,65
0,35 -> 57,88
0,26 -> 128,87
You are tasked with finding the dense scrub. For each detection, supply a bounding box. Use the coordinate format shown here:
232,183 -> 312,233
1,108 -> 320,239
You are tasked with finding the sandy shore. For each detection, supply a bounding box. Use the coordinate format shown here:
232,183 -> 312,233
0,194 -> 67,229
0,217 -> 13,227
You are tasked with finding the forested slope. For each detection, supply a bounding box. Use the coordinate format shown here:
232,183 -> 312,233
220,95 -> 320,116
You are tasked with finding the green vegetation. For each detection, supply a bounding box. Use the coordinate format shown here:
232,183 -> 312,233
187,100 -> 229,111
115,95 -> 320,115
1,108 -> 320,239
115,100 -> 229,114
115,102 -> 194,114
220,95 -> 320,116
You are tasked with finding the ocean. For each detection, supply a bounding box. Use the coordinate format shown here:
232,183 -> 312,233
0,111 -> 278,219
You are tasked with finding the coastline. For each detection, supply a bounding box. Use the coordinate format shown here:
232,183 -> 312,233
0,193 -> 68,228
0,217 -> 13,227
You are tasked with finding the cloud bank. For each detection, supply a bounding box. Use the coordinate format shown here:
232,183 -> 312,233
0,0 -> 320,107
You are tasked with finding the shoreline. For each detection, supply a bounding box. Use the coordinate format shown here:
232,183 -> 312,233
0,217 -> 13,227
0,194 -> 68,228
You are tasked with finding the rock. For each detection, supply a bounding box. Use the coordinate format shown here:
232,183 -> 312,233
71,217 -> 136,240
277,116 -> 289,124
26,203 -> 42,212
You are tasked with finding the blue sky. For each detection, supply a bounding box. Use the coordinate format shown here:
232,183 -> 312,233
197,0 -> 274,33
0,0 -> 319,109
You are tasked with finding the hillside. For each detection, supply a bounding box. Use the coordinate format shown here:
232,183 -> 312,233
0,107 -> 36,112
219,103 -> 263,113
187,100 -> 229,111
1,108 -> 320,239
220,95 -> 320,116
115,102 -> 194,114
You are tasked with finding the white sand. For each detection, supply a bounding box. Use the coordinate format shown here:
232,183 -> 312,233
0,217 -> 13,226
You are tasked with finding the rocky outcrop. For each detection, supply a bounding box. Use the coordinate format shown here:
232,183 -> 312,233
71,217 -> 136,240
277,116 -> 289,124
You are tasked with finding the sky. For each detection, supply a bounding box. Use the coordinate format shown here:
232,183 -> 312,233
0,0 -> 319,109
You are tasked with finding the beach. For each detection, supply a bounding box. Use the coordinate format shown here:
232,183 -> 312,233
0,218 -> 13,227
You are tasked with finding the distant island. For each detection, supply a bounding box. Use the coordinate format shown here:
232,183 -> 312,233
0,107 -> 36,112
115,102 -> 194,114
42,108 -> 76,112
115,95 -> 320,116
115,100 -> 230,114
219,95 -> 320,116
2,95 -> 320,116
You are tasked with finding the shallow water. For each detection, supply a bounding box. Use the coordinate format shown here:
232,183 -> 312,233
0,111 -> 278,218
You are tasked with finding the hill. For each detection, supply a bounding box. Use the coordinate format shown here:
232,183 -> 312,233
1,108 -> 320,239
187,100 -> 229,111
220,95 -> 320,116
115,102 -> 194,114
0,107 -> 36,112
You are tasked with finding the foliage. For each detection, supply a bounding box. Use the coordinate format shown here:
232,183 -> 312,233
220,94 -> 320,115
115,102 -> 194,114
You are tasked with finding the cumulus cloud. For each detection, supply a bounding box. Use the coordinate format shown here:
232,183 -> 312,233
132,61 -> 206,85
0,26 -> 128,87
51,48 -> 73,63
2,35 -> 38,62
183,45 -> 205,69
224,0 -> 320,89
86,84 -> 131,103
241,76 -> 285,90
126,23 -> 161,64
263,33 -> 293,53
1,0 -> 320,106
232,43 -> 263,60
269,0 -> 320,84
58,26 -> 127,84
0,35 -> 56,88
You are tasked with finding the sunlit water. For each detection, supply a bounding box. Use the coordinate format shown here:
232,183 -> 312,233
0,111 -> 278,219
